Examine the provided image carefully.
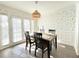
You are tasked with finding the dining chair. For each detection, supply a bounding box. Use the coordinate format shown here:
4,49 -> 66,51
49,29 -> 56,34
34,32 -> 48,58
25,31 -> 35,53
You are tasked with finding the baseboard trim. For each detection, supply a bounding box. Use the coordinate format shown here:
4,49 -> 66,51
0,40 -> 25,51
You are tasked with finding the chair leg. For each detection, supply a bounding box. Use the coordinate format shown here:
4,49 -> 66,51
42,50 -> 43,58
29,44 -> 31,53
26,40 -> 28,50
35,47 -> 37,56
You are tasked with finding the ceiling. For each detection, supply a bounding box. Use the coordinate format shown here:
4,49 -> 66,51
0,1 -> 76,15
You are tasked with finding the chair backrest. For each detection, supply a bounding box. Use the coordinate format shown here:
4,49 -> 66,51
49,29 -> 56,34
25,31 -> 30,42
34,32 -> 42,46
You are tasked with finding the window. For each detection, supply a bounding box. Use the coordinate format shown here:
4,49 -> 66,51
24,19 -> 30,32
24,19 -> 30,39
0,15 -> 9,45
12,17 -> 22,42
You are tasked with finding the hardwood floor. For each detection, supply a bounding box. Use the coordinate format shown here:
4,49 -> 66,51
0,43 -> 78,58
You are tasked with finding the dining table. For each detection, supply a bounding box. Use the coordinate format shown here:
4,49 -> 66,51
30,32 -> 57,58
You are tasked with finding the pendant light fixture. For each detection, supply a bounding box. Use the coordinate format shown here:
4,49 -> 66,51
32,1 -> 41,20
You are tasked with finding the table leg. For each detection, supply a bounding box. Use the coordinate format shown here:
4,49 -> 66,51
55,35 -> 57,49
48,42 -> 50,58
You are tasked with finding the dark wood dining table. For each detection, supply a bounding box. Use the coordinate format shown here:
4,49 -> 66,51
30,32 -> 57,58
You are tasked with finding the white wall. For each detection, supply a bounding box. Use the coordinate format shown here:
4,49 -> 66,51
75,3 -> 79,55
39,5 -> 76,47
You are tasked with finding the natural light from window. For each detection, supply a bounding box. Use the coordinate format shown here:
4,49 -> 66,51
12,17 -> 22,42
24,19 -> 30,39
0,15 -> 9,45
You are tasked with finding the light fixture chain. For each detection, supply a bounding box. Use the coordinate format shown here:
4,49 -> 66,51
35,1 -> 38,10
